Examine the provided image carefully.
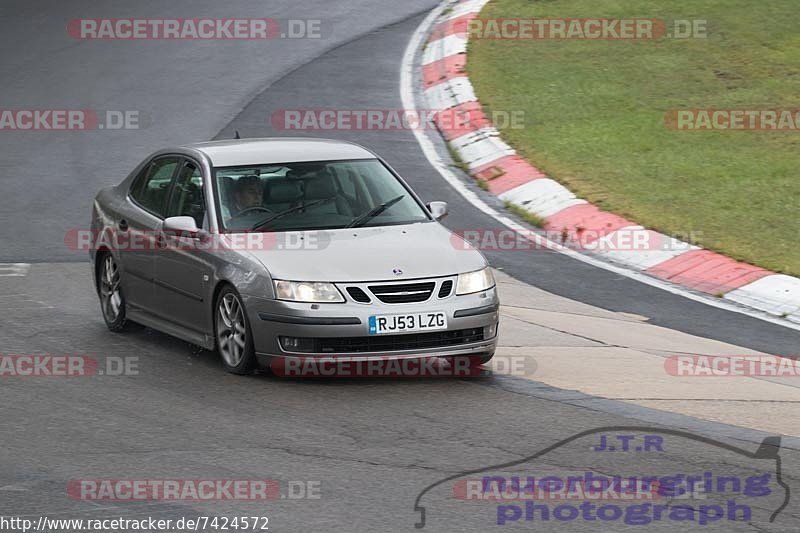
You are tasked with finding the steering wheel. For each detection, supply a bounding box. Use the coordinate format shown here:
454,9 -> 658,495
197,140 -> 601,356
233,206 -> 273,218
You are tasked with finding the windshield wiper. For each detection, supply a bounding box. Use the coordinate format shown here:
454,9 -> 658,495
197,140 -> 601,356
346,195 -> 405,228
250,196 -> 337,231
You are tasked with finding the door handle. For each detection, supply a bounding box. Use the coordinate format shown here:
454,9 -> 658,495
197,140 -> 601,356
118,219 -> 128,231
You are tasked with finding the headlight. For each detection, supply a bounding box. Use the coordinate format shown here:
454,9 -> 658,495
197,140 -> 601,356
273,280 -> 345,303
456,267 -> 495,295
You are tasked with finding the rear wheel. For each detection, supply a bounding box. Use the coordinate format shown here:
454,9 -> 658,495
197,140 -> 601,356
98,253 -> 138,332
215,286 -> 257,375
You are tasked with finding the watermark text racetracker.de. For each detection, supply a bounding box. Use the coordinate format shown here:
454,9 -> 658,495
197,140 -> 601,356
451,228 -> 703,253
666,355 -> 800,377
67,18 -> 323,40
65,228 -> 329,252
0,110 -> 142,130
270,355 -> 534,378
666,109 -> 800,131
271,108 -> 525,131
466,18 -> 707,40
0,354 -> 138,377
68,479 -> 320,501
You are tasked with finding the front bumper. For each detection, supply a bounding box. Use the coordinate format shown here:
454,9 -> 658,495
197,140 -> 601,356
242,286 -> 499,362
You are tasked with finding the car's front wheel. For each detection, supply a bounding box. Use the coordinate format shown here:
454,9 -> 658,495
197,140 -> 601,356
97,253 -> 138,332
215,286 -> 257,375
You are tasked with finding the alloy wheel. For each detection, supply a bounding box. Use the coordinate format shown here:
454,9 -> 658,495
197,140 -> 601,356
100,255 -> 122,323
217,292 -> 247,367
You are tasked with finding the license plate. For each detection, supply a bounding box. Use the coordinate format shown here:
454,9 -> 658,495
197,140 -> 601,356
368,312 -> 447,335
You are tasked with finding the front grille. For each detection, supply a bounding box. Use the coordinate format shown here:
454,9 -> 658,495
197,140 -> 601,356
347,287 -> 371,303
368,282 -> 435,304
315,328 -> 484,353
438,280 -> 453,298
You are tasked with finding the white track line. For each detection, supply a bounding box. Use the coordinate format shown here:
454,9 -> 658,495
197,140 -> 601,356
400,1 -> 800,333
0,263 -> 30,277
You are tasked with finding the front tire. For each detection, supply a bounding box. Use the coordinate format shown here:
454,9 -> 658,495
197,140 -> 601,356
215,286 -> 257,375
98,253 -> 137,332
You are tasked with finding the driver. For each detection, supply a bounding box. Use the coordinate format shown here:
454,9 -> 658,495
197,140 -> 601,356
220,175 -> 263,224
233,175 -> 263,213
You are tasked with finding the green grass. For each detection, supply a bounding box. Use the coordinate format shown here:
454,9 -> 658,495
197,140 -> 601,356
504,201 -> 546,228
468,0 -> 800,275
446,141 -> 470,173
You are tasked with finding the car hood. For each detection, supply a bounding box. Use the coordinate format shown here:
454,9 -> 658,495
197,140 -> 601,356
245,222 -> 486,282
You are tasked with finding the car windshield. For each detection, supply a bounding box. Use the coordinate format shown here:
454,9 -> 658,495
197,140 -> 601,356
214,159 -> 431,232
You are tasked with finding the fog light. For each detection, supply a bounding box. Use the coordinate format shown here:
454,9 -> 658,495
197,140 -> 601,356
279,336 -> 316,353
484,322 -> 498,339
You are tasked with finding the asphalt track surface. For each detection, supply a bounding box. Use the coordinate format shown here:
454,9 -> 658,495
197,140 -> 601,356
1,2 -> 799,532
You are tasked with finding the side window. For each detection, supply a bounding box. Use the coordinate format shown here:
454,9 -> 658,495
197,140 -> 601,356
130,157 -> 180,217
166,161 -> 205,228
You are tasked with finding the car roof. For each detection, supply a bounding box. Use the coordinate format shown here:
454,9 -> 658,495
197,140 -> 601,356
180,137 -> 376,167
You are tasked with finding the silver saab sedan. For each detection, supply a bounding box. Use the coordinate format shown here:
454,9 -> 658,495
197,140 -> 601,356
90,138 -> 499,374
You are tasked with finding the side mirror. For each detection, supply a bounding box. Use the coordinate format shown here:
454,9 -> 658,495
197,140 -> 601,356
427,201 -> 448,221
163,216 -> 206,239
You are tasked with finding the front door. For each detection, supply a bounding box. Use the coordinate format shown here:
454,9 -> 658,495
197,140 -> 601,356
153,159 -> 214,333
